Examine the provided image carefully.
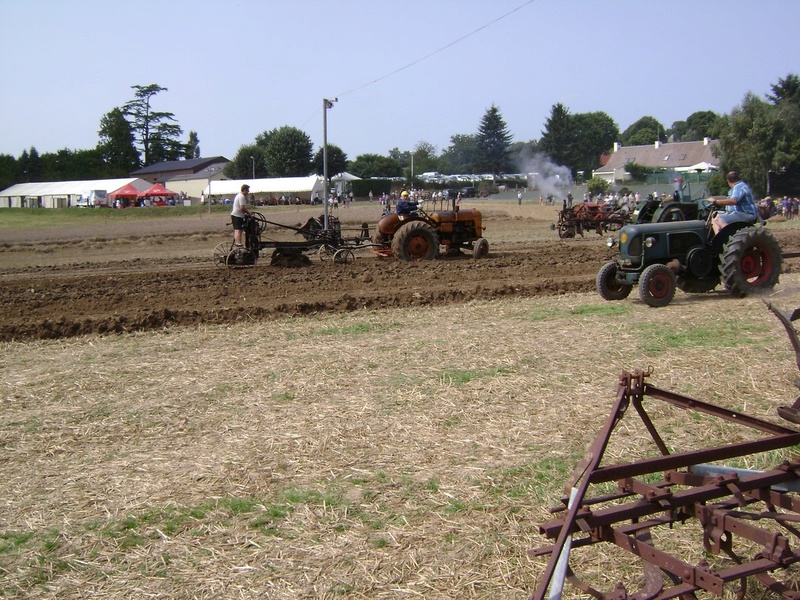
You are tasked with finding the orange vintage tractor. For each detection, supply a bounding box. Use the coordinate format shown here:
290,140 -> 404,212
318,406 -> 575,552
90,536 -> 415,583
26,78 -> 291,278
373,203 -> 488,261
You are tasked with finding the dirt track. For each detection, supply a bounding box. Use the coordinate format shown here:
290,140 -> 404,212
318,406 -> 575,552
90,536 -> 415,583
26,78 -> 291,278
2,203 -> 799,342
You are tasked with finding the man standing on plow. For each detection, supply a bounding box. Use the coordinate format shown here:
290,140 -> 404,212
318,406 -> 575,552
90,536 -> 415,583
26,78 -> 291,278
231,184 -> 252,246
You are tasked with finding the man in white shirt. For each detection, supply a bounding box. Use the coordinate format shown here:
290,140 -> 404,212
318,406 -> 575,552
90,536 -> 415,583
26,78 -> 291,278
231,184 -> 252,246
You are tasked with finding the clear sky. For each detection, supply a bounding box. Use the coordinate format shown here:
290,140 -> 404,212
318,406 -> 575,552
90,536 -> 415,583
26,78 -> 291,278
1,0 -> 798,163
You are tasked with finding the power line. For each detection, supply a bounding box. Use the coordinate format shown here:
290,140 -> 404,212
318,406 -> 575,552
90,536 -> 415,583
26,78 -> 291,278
336,0 -> 537,98
300,0 -> 537,129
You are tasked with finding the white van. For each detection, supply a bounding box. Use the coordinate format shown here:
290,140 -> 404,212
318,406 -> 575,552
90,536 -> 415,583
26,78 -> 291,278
76,190 -> 108,208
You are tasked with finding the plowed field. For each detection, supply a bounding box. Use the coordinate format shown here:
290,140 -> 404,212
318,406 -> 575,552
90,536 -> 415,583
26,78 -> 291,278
2,202 -> 799,342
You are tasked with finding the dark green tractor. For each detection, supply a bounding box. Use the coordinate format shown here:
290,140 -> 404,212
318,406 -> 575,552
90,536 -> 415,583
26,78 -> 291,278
597,202 -> 782,307
631,196 -> 702,224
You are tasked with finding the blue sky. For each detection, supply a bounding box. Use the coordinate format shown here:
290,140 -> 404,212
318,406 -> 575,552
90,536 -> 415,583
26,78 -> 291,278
1,0 -> 798,163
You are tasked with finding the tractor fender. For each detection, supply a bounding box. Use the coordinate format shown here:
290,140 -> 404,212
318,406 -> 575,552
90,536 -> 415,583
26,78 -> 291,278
377,213 -> 428,237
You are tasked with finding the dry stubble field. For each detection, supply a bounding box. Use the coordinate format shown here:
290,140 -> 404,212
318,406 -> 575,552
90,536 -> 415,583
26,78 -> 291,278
4,201 -> 800,598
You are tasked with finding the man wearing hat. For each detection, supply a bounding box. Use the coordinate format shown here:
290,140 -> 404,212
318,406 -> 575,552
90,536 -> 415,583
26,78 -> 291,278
396,190 -> 418,216
231,184 -> 252,246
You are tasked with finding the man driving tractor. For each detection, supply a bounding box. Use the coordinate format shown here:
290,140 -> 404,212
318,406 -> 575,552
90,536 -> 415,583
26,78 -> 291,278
396,190 -> 418,216
708,171 -> 758,234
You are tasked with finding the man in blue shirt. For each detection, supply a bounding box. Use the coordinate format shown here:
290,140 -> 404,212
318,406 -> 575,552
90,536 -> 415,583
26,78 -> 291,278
710,171 -> 758,234
396,190 -> 418,216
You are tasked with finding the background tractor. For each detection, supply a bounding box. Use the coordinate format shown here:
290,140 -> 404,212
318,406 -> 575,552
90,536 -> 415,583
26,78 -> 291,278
374,203 -> 488,261
597,201 -> 783,307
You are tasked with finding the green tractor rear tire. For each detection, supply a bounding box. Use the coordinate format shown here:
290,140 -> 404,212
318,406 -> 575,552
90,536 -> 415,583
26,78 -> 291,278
719,227 -> 782,297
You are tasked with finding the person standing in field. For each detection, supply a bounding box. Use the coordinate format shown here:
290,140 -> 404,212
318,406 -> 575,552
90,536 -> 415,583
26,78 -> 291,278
231,184 -> 252,246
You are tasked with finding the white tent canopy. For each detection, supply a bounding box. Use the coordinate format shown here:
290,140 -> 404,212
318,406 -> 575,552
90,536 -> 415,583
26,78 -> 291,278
678,162 -> 719,173
331,172 -> 361,183
203,176 -> 324,199
0,178 -> 149,208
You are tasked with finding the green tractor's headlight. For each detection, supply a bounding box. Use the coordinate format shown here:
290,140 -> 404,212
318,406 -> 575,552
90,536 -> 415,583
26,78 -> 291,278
644,236 -> 656,249
620,232 -> 628,244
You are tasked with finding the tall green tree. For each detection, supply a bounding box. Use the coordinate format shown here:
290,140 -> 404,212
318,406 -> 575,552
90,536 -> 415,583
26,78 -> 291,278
411,141 -> 438,178
572,111 -> 619,178
123,84 -> 183,166
475,104 -> 513,176
387,147 -> 411,172
348,153 -> 403,178
715,73 -> 800,196
539,103 -> 577,173
312,144 -> 348,177
439,134 -> 479,174
768,73 -> 800,106
620,116 -> 665,146
18,147 -> 42,182
715,92 -> 781,196
226,144 -> 266,179
262,126 -> 313,177
185,131 -> 200,159
148,123 -> 187,163
0,154 -> 20,191
669,111 -> 720,142
97,107 -> 140,176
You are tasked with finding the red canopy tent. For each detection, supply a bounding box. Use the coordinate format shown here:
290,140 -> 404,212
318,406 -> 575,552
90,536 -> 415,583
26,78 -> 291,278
108,183 -> 142,199
138,183 -> 178,198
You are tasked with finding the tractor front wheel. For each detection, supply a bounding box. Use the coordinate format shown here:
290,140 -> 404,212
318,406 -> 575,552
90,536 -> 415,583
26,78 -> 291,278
719,227 -> 782,297
639,264 -> 676,307
472,238 -> 489,259
391,221 -> 439,261
597,261 -> 632,301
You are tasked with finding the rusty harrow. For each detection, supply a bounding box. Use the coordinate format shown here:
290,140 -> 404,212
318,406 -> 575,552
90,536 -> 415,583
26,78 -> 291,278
530,302 -> 800,599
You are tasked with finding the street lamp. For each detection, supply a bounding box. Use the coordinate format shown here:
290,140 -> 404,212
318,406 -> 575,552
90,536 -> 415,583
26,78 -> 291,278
250,156 -> 255,180
323,97 -> 337,229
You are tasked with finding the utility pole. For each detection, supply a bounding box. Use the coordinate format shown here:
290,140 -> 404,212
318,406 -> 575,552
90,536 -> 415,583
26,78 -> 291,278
322,97 -> 337,230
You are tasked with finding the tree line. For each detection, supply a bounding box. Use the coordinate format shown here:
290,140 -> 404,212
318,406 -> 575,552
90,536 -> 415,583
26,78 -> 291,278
1,74 -> 798,197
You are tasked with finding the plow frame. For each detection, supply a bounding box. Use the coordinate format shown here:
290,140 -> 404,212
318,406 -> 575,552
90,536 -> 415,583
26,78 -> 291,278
530,303 -> 800,600
214,212 -> 376,268
556,203 -> 630,239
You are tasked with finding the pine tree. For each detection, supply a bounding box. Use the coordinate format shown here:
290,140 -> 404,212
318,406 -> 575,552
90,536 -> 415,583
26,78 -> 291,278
475,105 -> 513,177
540,103 -> 577,172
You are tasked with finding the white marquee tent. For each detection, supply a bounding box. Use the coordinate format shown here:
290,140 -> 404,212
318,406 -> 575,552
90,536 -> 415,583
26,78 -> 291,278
0,178 -> 149,208
203,175 -> 324,201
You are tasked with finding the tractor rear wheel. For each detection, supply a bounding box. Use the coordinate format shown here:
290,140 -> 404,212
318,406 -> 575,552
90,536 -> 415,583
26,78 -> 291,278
391,221 -> 439,261
639,264 -> 676,307
596,261 -> 632,301
719,227 -> 782,297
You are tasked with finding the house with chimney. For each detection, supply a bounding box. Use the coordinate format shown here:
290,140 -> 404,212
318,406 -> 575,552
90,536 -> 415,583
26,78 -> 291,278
592,138 -> 719,183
